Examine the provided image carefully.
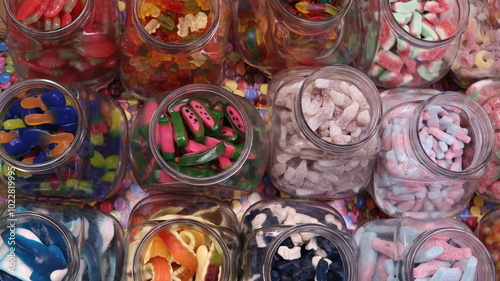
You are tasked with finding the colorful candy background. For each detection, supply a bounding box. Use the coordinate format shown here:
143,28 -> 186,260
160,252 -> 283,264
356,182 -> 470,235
0,0 -> 498,273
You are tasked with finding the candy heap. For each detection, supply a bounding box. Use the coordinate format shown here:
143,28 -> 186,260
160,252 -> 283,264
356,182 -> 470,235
269,77 -> 379,198
366,0 -> 460,87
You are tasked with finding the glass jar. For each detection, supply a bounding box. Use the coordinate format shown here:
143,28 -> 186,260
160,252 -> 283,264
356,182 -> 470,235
122,194 -> 240,281
0,79 -> 128,202
232,0 -> 361,77
475,207 -> 500,280
0,202 -> 125,281
240,198 -> 358,281
266,65 -> 382,199
355,0 -> 469,88
450,0 -> 500,88
354,217 -> 495,281
4,0 -> 120,89
466,80 -> 500,203
120,0 -> 231,100
129,83 -> 269,199
373,89 -> 494,219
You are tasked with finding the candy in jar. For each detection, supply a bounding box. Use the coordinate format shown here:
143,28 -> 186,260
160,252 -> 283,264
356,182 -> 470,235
0,202 -> 125,281
355,0 -> 469,88
129,83 -> 269,199
266,65 -> 382,199
373,89 -> 494,218
240,198 -> 358,281
0,79 -> 128,202
122,194 -> 240,281
120,0 -> 231,100
4,0 -> 120,89
450,0 -> 500,88
466,80 -> 500,203
354,217 -> 495,281
475,207 -> 500,280
232,0 -> 361,76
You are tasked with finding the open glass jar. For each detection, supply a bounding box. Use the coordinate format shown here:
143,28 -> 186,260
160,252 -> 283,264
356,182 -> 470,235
120,0 -> 231,100
355,0 -> 469,88
0,202 -> 125,281
240,198 -> 358,281
0,79 -> 128,202
129,83 -> 269,199
266,65 -> 382,199
122,194 -> 240,281
373,88 -> 494,218
232,0 -> 361,76
354,217 -> 495,281
4,0 -> 120,89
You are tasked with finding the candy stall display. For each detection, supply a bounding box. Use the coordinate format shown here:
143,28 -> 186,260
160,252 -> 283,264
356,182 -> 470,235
119,0 -> 231,100
354,217 -> 495,281
373,89 -> 495,218
129,83 -> 269,199
4,0 -> 121,89
451,0 -> 500,88
123,194 -> 240,281
356,0 -> 469,87
0,79 -> 128,202
466,80 -> 500,204
231,0 -> 361,77
266,65 -> 382,199
239,198 -> 357,281
0,202 -> 125,281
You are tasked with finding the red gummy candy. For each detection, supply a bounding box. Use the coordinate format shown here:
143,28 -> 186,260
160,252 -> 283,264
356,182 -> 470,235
45,0 -> 65,18
76,41 -> 117,58
17,0 -> 43,21
36,51 -> 67,69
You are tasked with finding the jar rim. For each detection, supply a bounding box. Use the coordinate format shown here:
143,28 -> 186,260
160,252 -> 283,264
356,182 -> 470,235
0,79 -> 88,173
132,219 -> 231,281
132,0 -> 220,53
261,223 -> 358,281
267,0 -> 353,31
4,0 -> 94,41
294,65 -> 383,153
0,211 -> 81,280
149,83 -> 254,186
408,91 -> 494,178
381,0 -> 469,48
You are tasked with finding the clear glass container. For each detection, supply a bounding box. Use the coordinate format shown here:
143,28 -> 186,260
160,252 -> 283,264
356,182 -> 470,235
355,0 -> 469,88
373,88 -> 494,218
240,198 -> 357,281
122,194 -> 240,281
232,0 -> 361,77
475,207 -> 500,280
451,0 -> 500,88
266,65 -> 382,199
354,217 -> 495,281
120,0 -> 231,100
0,79 -> 128,202
4,0 -> 120,89
129,83 -> 269,199
466,80 -> 500,203
0,201 -> 125,281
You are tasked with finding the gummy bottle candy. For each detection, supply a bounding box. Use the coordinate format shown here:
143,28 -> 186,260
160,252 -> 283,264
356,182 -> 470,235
4,0 -> 120,89
120,0 -> 231,100
0,79 -> 128,202
232,0 -> 362,77
123,194 -> 240,281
